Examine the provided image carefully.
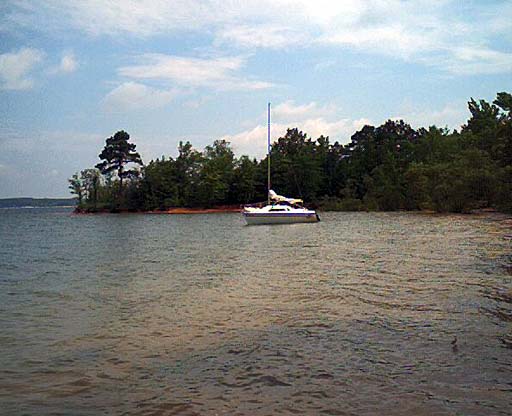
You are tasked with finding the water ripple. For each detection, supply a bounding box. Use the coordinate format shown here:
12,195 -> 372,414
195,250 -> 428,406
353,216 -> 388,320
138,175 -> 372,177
0,209 -> 510,415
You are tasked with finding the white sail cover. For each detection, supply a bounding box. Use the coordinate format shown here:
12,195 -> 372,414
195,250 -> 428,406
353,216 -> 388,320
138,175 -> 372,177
268,190 -> 303,204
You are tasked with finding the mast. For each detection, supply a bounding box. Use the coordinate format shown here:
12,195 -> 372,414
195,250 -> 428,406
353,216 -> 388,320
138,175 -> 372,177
267,102 -> 271,205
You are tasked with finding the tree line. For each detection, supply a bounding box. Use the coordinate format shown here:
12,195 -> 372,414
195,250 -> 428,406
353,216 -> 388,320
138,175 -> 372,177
70,92 -> 512,213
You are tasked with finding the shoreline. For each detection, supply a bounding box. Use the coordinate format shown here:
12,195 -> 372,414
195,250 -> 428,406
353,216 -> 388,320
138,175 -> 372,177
73,206 -> 242,215
71,207 -> 512,222
149,207 -> 242,214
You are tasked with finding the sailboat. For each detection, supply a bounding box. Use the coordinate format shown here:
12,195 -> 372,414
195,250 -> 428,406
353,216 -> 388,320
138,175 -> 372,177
242,103 -> 320,225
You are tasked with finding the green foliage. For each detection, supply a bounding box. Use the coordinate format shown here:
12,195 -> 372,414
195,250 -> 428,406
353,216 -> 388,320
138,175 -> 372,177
404,163 -> 432,210
68,173 -> 84,204
413,126 -> 459,164
232,156 -> 259,204
72,92 -> 512,214
496,166 -> 512,213
197,140 -> 235,206
316,196 -> 365,211
174,141 -> 203,206
403,149 -> 498,213
493,92 -> 512,167
96,130 -> 143,192
141,157 -> 179,210
81,168 -> 101,208
270,128 -> 324,200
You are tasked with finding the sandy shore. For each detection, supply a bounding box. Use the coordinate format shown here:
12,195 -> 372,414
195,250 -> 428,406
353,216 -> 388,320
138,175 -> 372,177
148,207 -> 241,214
73,206 -> 242,214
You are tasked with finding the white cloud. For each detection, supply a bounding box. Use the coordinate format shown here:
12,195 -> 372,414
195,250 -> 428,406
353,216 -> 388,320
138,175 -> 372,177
102,82 -> 178,112
272,101 -> 337,122
50,52 -> 78,74
2,0 -> 208,37
221,100 -> 370,158
391,102 -> 469,131
215,24 -> 308,49
184,95 -> 212,109
433,46 -> 512,76
3,1 -> 511,76
119,54 -> 272,91
314,59 -> 336,72
223,98 -> 473,158
0,47 -> 44,90
3,0 -> 271,37
321,23 -> 439,59
223,124 -> 269,159
0,129 -> 106,197
300,117 -> 370,141
311,1 -> 512,74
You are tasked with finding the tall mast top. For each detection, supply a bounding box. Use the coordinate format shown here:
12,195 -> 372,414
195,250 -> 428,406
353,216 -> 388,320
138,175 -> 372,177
267,102 -> 271,204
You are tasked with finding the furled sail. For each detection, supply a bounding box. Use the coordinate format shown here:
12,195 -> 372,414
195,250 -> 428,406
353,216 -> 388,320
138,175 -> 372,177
268,190 -> 303,205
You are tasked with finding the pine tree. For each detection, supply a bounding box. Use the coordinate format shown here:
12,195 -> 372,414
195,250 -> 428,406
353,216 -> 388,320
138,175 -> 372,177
95,131 -> 143,193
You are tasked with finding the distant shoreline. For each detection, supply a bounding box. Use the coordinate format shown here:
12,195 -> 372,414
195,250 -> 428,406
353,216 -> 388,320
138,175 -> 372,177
0,205 -> 76,209
0,198 -> 76,209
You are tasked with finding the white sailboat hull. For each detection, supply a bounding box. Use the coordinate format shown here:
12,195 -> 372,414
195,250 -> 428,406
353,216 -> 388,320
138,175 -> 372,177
244,104 -> 320,226
243,210 -> 319,225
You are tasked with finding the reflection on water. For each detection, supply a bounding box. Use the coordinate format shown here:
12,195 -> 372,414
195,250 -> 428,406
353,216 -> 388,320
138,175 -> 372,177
0,209 -> 511,415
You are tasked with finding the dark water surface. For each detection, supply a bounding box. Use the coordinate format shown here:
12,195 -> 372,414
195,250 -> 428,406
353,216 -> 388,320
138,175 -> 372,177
1,208 -> 511,415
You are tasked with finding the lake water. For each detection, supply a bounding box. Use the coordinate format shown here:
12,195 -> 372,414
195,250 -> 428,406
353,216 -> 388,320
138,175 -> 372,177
0,208 -> 511,415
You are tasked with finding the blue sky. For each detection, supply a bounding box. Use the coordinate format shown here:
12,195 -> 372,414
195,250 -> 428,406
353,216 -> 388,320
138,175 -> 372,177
1,0 -> 511,197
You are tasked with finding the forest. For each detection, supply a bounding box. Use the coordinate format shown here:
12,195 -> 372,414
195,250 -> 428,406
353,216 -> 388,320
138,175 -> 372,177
70,92 -> 512,213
